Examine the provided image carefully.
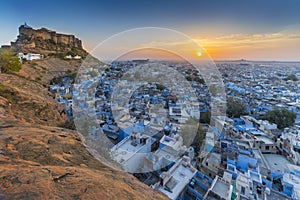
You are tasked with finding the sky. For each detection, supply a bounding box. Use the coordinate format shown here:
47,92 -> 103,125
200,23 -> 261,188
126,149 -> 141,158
0,0 -> 300,61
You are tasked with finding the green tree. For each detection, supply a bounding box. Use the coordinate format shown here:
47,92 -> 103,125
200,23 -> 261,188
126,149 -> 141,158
227,97 -> 247,118
194,77 -> 205,84
155,83 -> 165,91
0,49 -> 21,73
186,76 -> 192,81
284,74 -> 298,81
191,123 -> 206,150
200,111 -> 211,124
66,69 -> 77,81
264,109 -> 296,129
50,76 -> 63,85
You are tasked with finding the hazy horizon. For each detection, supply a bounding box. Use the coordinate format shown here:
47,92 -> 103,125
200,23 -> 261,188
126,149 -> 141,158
1,0 -> 300,61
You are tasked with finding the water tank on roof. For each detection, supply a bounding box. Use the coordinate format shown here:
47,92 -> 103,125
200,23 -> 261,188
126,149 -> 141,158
188,147 -> 195,160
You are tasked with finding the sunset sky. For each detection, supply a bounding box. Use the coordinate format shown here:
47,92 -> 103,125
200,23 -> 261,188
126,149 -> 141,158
0,0 -> 300,61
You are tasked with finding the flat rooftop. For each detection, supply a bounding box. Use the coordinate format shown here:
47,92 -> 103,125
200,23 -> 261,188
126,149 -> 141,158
206,152 -> 221,166
206,178 -> 231,200
158,163 -> 196,200
265,189 -> 292,200
160,135 -> 179,147
211,179 -> 230,198
111,136 -> 150,163
255,136 -> 275,145
263,154 -> 292,172
154,146 -> 178,162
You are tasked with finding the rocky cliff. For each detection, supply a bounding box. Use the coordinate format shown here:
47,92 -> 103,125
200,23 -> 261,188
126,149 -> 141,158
10,23 -> 88,57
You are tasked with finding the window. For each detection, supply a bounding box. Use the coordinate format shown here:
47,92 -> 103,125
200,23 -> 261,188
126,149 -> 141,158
266,146 -> 269,150
228,166 -> 234,171
241,186 -> 245,195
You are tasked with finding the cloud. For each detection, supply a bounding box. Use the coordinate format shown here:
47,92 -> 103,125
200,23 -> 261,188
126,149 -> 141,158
190,29 -> 300,60
108,26 -> 300,61
195,32 -> 300,48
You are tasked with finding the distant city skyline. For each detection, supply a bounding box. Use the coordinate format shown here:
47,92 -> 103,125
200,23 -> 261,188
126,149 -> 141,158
1,0 -> 300,61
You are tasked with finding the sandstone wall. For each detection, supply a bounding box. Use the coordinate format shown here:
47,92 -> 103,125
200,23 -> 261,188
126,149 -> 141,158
18,25 -> 83,49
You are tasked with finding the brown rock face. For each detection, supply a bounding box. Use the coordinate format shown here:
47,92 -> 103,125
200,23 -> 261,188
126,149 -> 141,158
11,24 -> 87,57
0,73 -> 67,127
0,117 -> 167,200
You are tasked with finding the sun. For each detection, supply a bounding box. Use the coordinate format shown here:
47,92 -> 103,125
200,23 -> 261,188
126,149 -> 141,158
196,51 -> 202,57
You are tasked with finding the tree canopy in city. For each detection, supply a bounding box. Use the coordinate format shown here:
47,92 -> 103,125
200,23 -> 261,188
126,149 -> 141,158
264,109 -> 296,129
284,74 -> 298,81
227,97 -> 247,118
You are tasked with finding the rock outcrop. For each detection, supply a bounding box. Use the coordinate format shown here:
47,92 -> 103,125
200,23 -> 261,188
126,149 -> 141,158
11,23 -> 88,57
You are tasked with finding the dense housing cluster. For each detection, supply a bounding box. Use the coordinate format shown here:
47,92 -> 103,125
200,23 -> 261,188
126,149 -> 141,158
50,60 -> 300,200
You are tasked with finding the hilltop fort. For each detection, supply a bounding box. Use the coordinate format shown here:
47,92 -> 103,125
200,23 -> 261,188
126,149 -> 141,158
8,23 -> 87,57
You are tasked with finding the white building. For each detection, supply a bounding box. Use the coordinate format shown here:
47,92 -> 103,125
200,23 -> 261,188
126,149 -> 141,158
65,55 -> 72,59
235,170 -> 262,199
257,119 -> 277,134
144,134 -> 188,172
153,156 -> 197,200
64,55 -> 82,60
252,135 -> 278,154
110,132 -> 152,173
203,175 -> 233,200
278,127 -> 300,165
169,102 -> 195,124
18,53 -> 43,62
74,55 -> 81,59
159,134 -> 184,151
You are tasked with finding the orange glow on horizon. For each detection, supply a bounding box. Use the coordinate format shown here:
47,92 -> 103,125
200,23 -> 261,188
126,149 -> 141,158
93,30 -> 300,62
194,32 -> 300,61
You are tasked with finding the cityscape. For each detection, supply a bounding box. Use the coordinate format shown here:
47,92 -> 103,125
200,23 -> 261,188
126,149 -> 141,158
48,57 -> 300,200
1,1 -> 300,200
